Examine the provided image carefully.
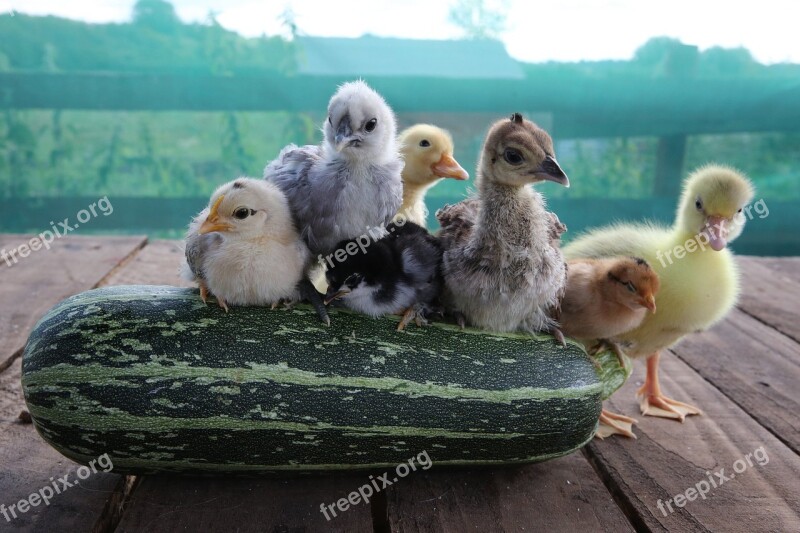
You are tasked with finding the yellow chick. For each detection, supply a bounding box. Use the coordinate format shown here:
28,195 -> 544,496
564,165 -> 754,435
397,124 -> 468,227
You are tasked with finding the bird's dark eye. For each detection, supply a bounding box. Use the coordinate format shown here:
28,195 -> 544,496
737,207 -> 743,213
419,139 -> 430,147
695,197 -> 703,210
503,149 -> 524,165
364,118 -> 378,133
626,282 -> 636,293
233,207 -> 252,220
328,116 -> 332,126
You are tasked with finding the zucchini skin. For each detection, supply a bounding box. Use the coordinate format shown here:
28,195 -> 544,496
22,285 -> 629,475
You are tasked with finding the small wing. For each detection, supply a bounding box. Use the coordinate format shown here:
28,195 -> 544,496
563,222 -> 669,261
182,210 -> 222,284
435,198 -> 479,250
263,144 -> 323,243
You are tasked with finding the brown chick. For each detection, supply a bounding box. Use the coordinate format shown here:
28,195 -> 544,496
436,113 -> 569,339
560,256 -> 660,438
397,124 -> 469,227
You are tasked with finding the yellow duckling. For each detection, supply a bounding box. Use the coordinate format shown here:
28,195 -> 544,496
396,124 -> 468,227
564,164 -> 755,437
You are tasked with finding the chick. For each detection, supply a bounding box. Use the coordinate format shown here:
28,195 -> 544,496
561,256 -> 659,351
396,124 -> 468,227
323,221 -> 443,331
264,80 -> 403,258
182,178 -> 328,324
436,113 -> 570,339
564,165 -> 755,432
560,256 -> 660,438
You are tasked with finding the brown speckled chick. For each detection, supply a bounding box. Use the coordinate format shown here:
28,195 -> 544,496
436,113 -> 570,340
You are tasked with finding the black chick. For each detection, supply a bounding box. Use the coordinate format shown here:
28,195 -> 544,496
324,221 -> 443,331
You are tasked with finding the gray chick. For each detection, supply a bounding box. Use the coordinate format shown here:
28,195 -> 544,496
264,80 -> 404,260
436,113 -> 570,341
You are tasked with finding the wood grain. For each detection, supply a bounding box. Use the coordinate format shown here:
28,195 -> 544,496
115,475 -> 373,533
737,256 -> 800,342
386,453 -> 633,532
672,309 -> 800,454
0,234 -> 146,371
0,235 -> 145,531
101,239 -> 191,288
586,352 -> 800,532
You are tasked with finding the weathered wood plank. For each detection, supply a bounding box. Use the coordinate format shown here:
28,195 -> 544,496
0,235 -> 145,531
737,256 -> 800,342
115,475 -> 373,532
671,309 -> 800,454
0,234 -> 147,371
386,453 -> 633,532
585,353 -> 800,532
101,239 -> 191,288
0,359 -> 123,531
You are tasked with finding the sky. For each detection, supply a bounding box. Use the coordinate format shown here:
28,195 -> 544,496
1,0 -> 797,64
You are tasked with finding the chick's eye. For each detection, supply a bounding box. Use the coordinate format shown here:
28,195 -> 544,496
419,139 -> 430,147
328,116 -> 332,126
233,207 -> 252,220
695,197 -> 703,210
365,118 -> 377,133
737,207 -> 743,213
626,282 -> 636,293
503,149 -> 524,165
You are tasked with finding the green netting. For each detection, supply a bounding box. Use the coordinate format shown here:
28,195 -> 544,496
1,5 -> 798,255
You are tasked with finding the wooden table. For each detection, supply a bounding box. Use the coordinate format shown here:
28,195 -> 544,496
1,234 -> 798,532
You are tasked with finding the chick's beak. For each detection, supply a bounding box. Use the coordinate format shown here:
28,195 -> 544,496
641,294 -> 657,313
334,118 -> 357,151
198,195 -> 232,234
431,153 -> 469,180
533,155 -> 570,188
703,215 -> 729,251
324,287 -> 350,305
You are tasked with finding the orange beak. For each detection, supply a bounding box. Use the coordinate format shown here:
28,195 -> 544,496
431,153 -> 469,181
198,195 -> 232,234
641,294 -> 657,313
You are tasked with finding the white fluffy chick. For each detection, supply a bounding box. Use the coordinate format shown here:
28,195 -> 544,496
264,80 -> 403,258
182,178 -> 311,313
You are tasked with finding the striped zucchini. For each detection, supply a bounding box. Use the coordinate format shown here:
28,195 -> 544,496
22,285 -> 630,475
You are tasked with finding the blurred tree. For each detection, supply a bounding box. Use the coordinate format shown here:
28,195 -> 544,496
132,0 -> 181,34
448,0 -> 508,40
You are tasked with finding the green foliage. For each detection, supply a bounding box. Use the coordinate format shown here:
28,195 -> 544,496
0,10 -> 296,75
448,0 -> 509,40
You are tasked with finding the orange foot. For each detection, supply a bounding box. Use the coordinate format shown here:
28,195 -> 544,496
199,282 -> 210,304
216,297 -> 229,313
596,409 -> 638,439
636,352 -> 702,421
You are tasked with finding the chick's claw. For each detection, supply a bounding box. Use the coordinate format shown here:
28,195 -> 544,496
297,278 -> 330,326
396,304 -> 431,332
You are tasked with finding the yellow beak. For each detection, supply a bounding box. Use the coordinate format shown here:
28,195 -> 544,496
431,153 -> 469,180
198,195 -> 232,234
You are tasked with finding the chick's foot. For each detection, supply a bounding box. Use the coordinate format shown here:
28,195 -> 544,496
199,282 -> 210,304
297,278 -> 330,326
216,296 -> 229,313
396,304 -> 433,331
636,352 -> 702,421
589,339 -> 627,368
596,409 -> 638,439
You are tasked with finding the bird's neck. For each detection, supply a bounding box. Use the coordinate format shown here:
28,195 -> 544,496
476,179 -> 545,246
400,180 -> 434,217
